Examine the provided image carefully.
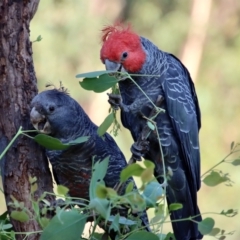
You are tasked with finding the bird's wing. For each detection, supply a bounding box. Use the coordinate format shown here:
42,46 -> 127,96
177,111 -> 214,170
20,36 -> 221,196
162,54 -> 201,191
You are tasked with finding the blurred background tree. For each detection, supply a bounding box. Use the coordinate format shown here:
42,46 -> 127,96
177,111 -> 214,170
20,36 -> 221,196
1,0 -> 239,239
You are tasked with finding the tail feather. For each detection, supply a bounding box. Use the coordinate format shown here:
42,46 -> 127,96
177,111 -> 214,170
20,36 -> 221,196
167,185 -> 202,240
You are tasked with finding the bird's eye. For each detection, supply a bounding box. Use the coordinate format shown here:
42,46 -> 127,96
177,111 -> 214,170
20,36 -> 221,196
49,106 -> 55,112
122,52 -> 128,59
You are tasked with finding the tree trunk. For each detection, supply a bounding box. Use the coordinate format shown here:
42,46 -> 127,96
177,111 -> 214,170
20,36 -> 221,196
0,1 -> 54,239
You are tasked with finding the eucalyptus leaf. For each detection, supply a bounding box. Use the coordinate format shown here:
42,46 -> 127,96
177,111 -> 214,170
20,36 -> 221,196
89,157 -> 109,200
11,210 -> 29,223
76,70 -> 115,78
198,217 -> 215,235
79,74 -> 118,93
203,171 -> 229,187
169,203 -> 183,212
40,210 -> 87,240
231,159 -> 240,166
126,231 -> 159,240
97,112 -> 114,136
57,185 -> 69,196
142,182 -> 163,207
89,198 -> 110,219
120,163 -> 145,183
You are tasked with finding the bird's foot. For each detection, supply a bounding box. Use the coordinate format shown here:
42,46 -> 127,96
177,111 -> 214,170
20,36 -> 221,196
130,140 -> 150,161
107,93 -> 129,112
107,93 -> 122,110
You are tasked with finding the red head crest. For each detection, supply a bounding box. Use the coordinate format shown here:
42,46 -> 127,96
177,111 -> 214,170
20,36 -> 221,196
100,23 -> 146,73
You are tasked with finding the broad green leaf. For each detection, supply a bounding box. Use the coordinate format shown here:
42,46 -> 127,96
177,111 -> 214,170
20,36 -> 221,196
76,70 -> 115,78
169,203 -> 183,212
34,134 -> 89,150
108,215 -> 136,226
30,183 -> 38,194
97,112 -> 114,136
202,171 -> 229,187
40,217 -> 50,229
95,184 -> 109,199
11,210 -> 29,222
89,198 -> 110,219
142,182 -> 163,207
143,160 -> 155,169
125,192 -> 146,212
231,159 -> 240,166
120,163 -> 145,182
198,217 -> 215,235
141,168 -> 154,183
126,231 -> 159,240
34,134 -> 69,150
147,121 -> 155,130
57,185 -> 69,196
68,136 -> 89,145
208,228 -> 221,236
109,214 -> 120,232
0,224 -> 12,230
40,210 -> 87,240
125,181 -> 134,194
89,157 -> 109,200
79,74 -> 118,93
157,232 -> 176,240
220,209 -> 237,217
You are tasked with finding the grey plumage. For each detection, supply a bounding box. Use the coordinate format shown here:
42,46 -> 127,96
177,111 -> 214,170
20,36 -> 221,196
101,26 -> 202,240
30,89 -> 150,232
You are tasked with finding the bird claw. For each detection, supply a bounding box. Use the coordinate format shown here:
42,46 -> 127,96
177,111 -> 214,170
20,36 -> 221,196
131,140 -> 150,161
107,93 -> 122,110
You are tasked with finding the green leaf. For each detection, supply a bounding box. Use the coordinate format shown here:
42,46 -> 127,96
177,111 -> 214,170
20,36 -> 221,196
89,198 -> 110,219
108,215 -> 136,226
89,157 -> 109,200
142,182 -> 163,207
198,217 -> 215,235
147,121 -> 155,130
79,74 -> 118,93
68,136 -> 90,145
125,181 -> 134,194
231,159 -> 240,166
109,214 -> 120,232
57,185 -> 69,196
97,112 -> 114,136
208,228 -> 221,236
95,184 -> 108,198
76,70 -> 115,78
120,163 -> 145,182
40,210 -> 87,240
34,134 -> 69,150
126,231 -> 159,240
34,134 -> 89,150
169,203 -> 183,212
40,217 -> 50,229
220,209 -> 237,217
202,171 -> 229,187
143,160 -> 155,169
141,168 -> 154,183
0,224 -> 12,230
230,141 -> 235,150
11,210 -> 29,222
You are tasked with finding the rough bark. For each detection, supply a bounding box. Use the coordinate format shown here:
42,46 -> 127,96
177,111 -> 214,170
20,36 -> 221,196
0,1 -> 54,239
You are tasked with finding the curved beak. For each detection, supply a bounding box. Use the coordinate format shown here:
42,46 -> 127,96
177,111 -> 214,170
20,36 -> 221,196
105,59 -> 127,80
30,107 -> 51,134
105,59 -> 122,71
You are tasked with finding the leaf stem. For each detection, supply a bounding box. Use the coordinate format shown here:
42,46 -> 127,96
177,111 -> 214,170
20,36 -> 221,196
0,126 -> 23,160
201,149 -> 240,178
